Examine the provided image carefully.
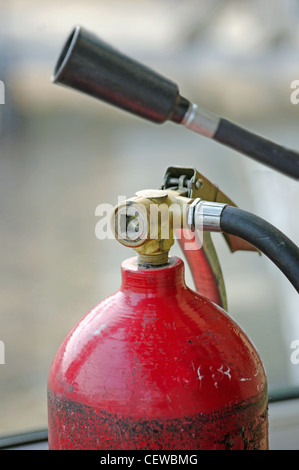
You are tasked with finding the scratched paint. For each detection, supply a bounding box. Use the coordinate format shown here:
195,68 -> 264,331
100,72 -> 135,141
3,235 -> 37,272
48,387 -> 268,450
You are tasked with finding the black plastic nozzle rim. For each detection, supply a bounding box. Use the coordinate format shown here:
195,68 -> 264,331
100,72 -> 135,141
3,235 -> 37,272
52,25 -> 189,124
52,25 -> 81,84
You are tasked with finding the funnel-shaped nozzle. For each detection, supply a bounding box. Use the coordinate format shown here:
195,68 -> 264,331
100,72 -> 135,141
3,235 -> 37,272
52,25 -> 299,179
52,25 -> 189,123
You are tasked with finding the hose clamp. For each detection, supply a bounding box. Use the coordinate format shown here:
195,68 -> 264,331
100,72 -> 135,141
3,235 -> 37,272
182,103 -> 220,138
188,199 -> 227,232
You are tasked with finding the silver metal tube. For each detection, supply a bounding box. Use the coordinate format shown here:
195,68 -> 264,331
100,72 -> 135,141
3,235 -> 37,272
188,199 -> 228,232
181,103 -> 220,138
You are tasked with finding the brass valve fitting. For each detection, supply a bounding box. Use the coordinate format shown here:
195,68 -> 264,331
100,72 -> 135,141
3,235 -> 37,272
112,189 -> 192,267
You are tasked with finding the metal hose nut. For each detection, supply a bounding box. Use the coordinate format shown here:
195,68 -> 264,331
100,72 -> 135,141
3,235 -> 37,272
188,199 -> 228,232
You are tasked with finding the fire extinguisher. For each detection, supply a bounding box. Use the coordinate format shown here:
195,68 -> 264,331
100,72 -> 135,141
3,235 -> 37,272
47,26 -> 299,450
47,165 -> 299,450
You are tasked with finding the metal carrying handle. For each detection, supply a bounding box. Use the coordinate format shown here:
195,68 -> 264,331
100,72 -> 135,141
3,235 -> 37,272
162,166 -> 259,310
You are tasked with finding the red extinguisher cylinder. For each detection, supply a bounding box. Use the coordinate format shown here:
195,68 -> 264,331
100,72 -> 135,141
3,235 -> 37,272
48,256 -> 268,450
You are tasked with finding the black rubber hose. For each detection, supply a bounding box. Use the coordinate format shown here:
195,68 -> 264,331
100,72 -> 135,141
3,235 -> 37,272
220,206 -> 299,292
214,119 -> 299,179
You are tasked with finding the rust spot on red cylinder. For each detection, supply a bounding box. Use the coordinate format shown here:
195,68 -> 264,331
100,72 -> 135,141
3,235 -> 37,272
48,388 -> 268,450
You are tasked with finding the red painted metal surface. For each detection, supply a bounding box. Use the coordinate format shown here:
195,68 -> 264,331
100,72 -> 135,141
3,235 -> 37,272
176,228 -> 222,307
48,256 -> 268,450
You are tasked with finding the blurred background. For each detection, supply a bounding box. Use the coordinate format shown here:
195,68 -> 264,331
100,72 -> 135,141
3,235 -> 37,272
0,0 -> 298,440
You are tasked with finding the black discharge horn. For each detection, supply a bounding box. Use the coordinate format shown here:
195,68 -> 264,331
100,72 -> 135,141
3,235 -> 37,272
53,25 -> 299,180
